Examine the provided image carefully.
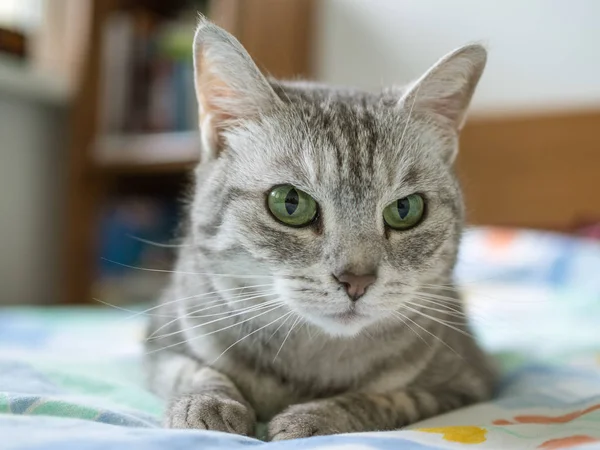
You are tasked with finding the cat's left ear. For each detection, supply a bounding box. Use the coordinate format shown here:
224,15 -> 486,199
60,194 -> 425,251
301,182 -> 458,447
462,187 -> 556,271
193,18 -> 283,160
399,44 -> 487,133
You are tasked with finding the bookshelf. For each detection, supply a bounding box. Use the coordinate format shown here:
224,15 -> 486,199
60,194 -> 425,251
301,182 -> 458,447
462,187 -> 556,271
95,132 -> 199,174
64,0 -> 315,304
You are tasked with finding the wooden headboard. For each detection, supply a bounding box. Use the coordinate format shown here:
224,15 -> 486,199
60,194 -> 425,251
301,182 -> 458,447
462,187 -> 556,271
456,109 -> 600,231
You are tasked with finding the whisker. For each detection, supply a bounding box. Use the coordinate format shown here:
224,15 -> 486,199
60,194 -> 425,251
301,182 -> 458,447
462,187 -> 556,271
96,288 -> 277,323
405,300 -> 469,320
178,287 -> 277,313
399,304 -> 475,341
273,315 -> 301,362
182,289 -> 277,314
211,311 -> 294,364
101,258 -> 275,279
408,294 -> 467,314
419,285 -> 502,305
92,298 -> 174,317
147,292 -> 278,338
415,283 -> 552,305
408,292 -> 523,333
266,312 -> 296,344
381,291 -> 466,316
391,311 -> 464,360
147,298 -> 282,341
127,234 -> 189,248
303,320 -> 314,341
145,304 -> 285,355
121,283 -> 275,321
419,283 -> 461,290
410,294 -> 491,323
389,311 -> 431,349
405,302 -> 469,326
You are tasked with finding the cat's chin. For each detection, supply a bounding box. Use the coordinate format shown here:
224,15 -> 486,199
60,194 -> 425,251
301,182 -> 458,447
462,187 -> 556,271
302,311 -> 376,338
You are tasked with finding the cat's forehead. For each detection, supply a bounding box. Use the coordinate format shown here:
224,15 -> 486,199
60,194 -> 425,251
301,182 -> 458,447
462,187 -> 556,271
226,85 -> 449,202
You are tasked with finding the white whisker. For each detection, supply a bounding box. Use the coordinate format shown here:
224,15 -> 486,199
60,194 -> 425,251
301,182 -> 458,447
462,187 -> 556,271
101,258 -> 275,279
410,294 -> 490,324
390,311 -> 431,349
417,283 -> 551,305
147,298 -> 282,341
399,304 -> 475,341
147,292 -> 278,339
406,300 -> 470,322
120,283 -> 275,322
266,312 -> 296,344
145,304 -> 285,355
127,234 -> 189,248
409,293 -> 465,313
178,288 -> 276,313
391,311 -> 463,360
303,320 -> 314,341
92,298 -> 172,317
211,311 -> 294,364
96,288 -> 277,323
273,315 -> 301,362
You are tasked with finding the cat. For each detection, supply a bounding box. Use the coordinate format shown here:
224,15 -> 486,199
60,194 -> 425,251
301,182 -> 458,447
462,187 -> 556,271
145,17 -> 496,440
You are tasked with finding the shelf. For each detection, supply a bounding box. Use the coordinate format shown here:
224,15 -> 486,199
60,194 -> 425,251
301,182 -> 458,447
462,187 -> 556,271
94,131 -> 200,175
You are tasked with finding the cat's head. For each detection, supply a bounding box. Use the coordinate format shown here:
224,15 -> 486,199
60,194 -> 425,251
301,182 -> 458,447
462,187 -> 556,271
189,19 -> 486,337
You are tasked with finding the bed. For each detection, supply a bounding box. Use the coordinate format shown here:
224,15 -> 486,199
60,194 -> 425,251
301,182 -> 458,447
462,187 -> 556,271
1,227 -> 600,450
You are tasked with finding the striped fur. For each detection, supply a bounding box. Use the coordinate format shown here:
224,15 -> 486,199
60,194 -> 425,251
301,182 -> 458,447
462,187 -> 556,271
145,19 -> 495,440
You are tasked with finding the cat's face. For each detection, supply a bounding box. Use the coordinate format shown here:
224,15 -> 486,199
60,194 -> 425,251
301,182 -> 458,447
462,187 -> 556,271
190,20 -> 486,336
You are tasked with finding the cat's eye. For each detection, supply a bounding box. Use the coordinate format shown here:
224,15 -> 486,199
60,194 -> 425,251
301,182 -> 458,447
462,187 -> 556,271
267,185 -> 318,227
383,194 -> 425,230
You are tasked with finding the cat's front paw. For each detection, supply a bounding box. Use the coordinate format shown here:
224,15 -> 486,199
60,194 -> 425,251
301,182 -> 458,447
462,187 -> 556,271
165,393 -> 256,435
268,402 -> 341,441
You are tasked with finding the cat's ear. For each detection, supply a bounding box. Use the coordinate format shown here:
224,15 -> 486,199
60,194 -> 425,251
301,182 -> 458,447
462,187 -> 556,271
193,18 -> 283,160
399,44 -> 487,132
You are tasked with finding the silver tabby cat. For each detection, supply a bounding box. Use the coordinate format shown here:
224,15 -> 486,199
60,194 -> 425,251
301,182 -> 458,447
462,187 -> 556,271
145,18 -> 496,440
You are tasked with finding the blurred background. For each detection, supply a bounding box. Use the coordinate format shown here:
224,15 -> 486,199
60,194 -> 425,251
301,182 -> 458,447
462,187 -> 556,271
0,0 -> 598,307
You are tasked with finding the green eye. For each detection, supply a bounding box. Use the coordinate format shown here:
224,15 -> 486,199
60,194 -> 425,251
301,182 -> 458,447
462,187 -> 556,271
383,194 -> 425,230
267,185 -> 317,227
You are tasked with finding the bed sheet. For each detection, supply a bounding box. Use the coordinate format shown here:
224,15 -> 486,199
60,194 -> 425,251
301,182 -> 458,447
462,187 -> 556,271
1,227 -> 599,450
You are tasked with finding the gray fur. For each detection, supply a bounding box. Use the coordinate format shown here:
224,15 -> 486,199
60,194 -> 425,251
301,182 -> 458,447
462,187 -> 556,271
145,18 -> 495,439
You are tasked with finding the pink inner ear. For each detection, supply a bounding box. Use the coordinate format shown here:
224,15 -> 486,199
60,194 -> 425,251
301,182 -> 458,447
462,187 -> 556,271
197,54 -> 237,128
196,53 -> 239,154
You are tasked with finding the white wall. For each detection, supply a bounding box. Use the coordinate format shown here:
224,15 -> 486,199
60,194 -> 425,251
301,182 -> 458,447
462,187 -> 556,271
0,89 -> 67,305
315,0 -> 600,115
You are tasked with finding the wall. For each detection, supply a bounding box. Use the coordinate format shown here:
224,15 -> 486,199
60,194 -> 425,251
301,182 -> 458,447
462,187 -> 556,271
314,0 -> 600,115
0,88 -> 67,305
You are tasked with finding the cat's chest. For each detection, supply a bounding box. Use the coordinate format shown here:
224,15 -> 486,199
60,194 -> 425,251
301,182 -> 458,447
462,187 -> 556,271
197,332 -> 404,420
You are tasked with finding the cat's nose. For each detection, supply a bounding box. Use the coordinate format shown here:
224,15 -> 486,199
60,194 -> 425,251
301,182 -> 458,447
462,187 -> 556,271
333,272 -> 377,301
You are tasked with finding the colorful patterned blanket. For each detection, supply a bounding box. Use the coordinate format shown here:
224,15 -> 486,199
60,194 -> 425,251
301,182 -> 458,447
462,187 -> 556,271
1,227 -> 600,449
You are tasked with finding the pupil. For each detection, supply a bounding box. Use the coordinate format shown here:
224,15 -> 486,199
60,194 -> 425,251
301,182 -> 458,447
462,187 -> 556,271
285,189 -> 299,215
397,198 -> 410,219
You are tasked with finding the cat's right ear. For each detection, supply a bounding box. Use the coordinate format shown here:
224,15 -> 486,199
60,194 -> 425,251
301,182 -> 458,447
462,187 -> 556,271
193,18 -> 283,160
399,44 -> 486,132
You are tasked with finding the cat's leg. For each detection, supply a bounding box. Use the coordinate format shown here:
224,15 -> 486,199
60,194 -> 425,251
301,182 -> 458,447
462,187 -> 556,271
268,389 -> 473,440
269,334 -> 495,440
268,374 -> 490,441
146,352 -> 256,435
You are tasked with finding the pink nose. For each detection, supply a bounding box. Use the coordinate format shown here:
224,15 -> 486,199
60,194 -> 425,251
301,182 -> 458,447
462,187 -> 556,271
333,272 -> 377,301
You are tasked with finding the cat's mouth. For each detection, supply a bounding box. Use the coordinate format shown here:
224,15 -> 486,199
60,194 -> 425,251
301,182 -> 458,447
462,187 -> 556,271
292,302 -> 374,336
